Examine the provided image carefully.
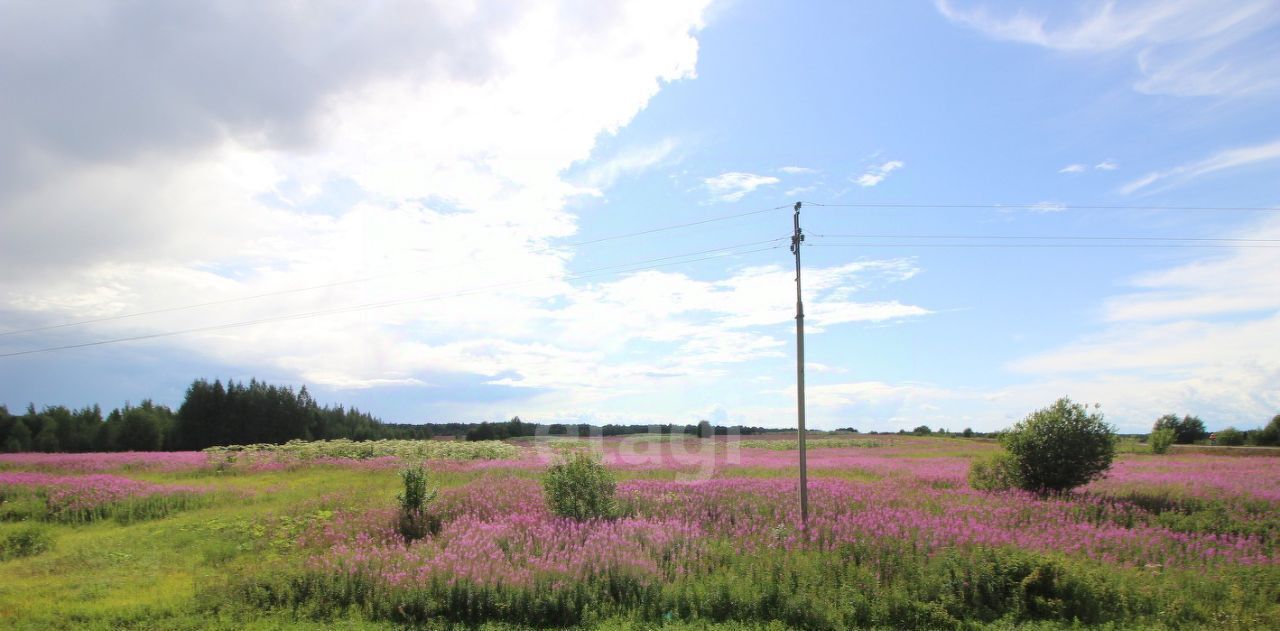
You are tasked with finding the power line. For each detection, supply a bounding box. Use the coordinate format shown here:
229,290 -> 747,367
805,243 -> 1280,249
0,204 -> 793,338
0,239 -> 786,359
802,201 -> 1280,212
810,233 -> 1280,243
566,204 -> 791,245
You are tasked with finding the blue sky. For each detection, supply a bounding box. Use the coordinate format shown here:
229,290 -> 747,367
1,1 -> 1278,432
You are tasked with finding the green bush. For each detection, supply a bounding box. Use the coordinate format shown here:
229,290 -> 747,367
543,450 -> 617,521
396,465 -> 439,540
1150,427 -> 1176,454
968,451 -> 1021,491
928,547 -> 1135,625
0,524 -> 54,561
1002,398 -> 1116,495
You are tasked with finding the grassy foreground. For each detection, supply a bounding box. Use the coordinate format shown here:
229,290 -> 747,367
1,436 -> 1278,629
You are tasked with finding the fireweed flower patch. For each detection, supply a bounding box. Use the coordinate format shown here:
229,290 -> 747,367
302,474 -> 1279,572
0,451 -> 211,473
0,472 -> 210,524
212,450 -> 1280,628
1086,455 -> 1280,503
1081,455 -> 1280,544
313,509 -> 703,588
272,479 -> 703,625
619,478 -> 1276,568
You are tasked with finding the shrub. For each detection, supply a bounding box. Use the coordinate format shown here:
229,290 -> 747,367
968,451 -> 1021,491
0,524 -> 54,561
543,450 -> 617,521
930,547 -> 1133,625
912,425 -> 932,436
1002,398 -> 1116,495
396,465 -> 439,540
1150,427 -> 1176,454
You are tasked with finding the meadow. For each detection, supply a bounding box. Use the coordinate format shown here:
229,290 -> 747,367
1,435 -> 1278,629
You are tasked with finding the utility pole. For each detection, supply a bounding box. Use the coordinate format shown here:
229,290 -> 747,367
791,201 -> 809,531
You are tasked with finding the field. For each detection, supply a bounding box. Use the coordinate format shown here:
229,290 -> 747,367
2,436 -> 1279,629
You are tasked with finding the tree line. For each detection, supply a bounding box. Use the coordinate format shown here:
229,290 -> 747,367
456,417 -> 789,441
0,377 -> 788,453
9,377 -> 1272,454
0,378 -> 428,453
1152,413 -> 1280,447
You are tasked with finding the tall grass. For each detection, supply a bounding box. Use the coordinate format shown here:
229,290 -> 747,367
0,472 -> 210,524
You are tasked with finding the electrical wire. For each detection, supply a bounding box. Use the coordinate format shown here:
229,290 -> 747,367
805,243 -> 1280,249
810,233 -> 1280,243
0,204 -> 793,338
0,238 -> 787,359
802,201 -> 1280,212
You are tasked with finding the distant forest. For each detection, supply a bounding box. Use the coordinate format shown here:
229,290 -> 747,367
0,377 -> 787,453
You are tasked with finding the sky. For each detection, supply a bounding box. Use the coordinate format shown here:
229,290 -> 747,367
2,0 -> 1279,433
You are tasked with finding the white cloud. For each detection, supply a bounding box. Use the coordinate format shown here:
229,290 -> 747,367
781,218 -> 1280,431
0,1 -> 718,402
779,166 -> 816,174
1003,217 -> 1280,427
547,259 -> 929,350
802,380 -> 974,409
784,185 -> 816,197
703,171 -> 780,202
808,301 -> 931,328
999,322 -> 1280,431
936,0 -> 1280,97
1059,161 -> 1117,175
791,364 -> 1279,433
1102,217 -> 1280,322
1029,201 -> 1066,213
1121,137 -> 1280,194
855,160 -> 904,187
577,138 -> 680,194
804,362 -> 847,374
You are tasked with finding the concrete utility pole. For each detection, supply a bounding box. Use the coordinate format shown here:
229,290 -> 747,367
791,201 -> 809,530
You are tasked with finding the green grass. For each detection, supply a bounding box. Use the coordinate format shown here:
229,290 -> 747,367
0,464 -> 402,627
